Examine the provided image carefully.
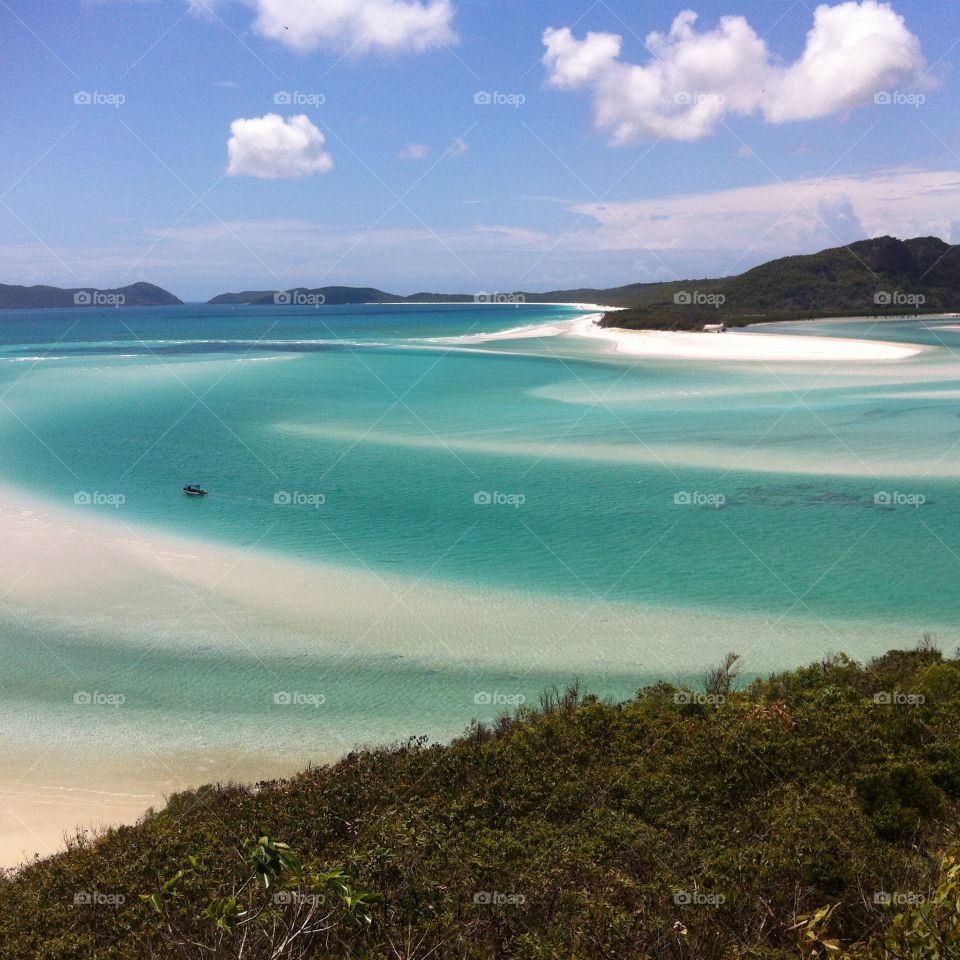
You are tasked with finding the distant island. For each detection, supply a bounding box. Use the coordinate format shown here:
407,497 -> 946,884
4,237 -> 957,325
206,286 -> 645,306
0,281 -> 181,309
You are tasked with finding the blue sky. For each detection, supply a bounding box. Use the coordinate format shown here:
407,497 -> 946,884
1,0 -> 958,299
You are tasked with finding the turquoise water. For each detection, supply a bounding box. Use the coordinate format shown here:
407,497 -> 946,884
2,303 -> 960,852
2,305 -> 959,622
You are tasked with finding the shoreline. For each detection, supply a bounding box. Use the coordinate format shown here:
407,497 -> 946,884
367,301 -> 622,312
0,483 -> 942,867
568,315 -> 927,362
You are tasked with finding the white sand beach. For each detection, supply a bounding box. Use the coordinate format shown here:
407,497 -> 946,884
569,315 -> 925,362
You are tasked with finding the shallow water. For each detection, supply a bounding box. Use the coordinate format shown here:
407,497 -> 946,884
1,303 -> 958,862
2,305 -> 959,620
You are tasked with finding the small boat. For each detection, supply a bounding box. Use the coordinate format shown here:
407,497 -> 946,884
182,484 -> 208,497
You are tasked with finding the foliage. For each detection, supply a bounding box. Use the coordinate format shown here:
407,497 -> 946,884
795,849 -> 960,958
2,646 -> 960,959
602,236 -> 960,330
142,836 -> 377,959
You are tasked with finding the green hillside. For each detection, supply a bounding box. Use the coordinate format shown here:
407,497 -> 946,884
603,236 -> 960,330
2,644 -> 960,959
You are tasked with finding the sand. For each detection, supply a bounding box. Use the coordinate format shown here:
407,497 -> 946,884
568,316 -> 926,362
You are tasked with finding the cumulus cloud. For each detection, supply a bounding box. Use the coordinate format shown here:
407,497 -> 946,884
226,114 -> 333,179
194,0 -> 457,55
543,2 -> 926,143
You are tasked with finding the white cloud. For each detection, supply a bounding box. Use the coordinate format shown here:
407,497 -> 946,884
543,2 -> 926,143
398,143 -> 431,160
8,168 -> 958,296
226,114 -> 333,179
568,169 -> 960,269
193,0 -> 458,55
768,2 -> 925,122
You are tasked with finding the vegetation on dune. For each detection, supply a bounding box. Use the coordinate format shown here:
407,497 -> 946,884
2,644 -> 960,959
602,236 -> 960,330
